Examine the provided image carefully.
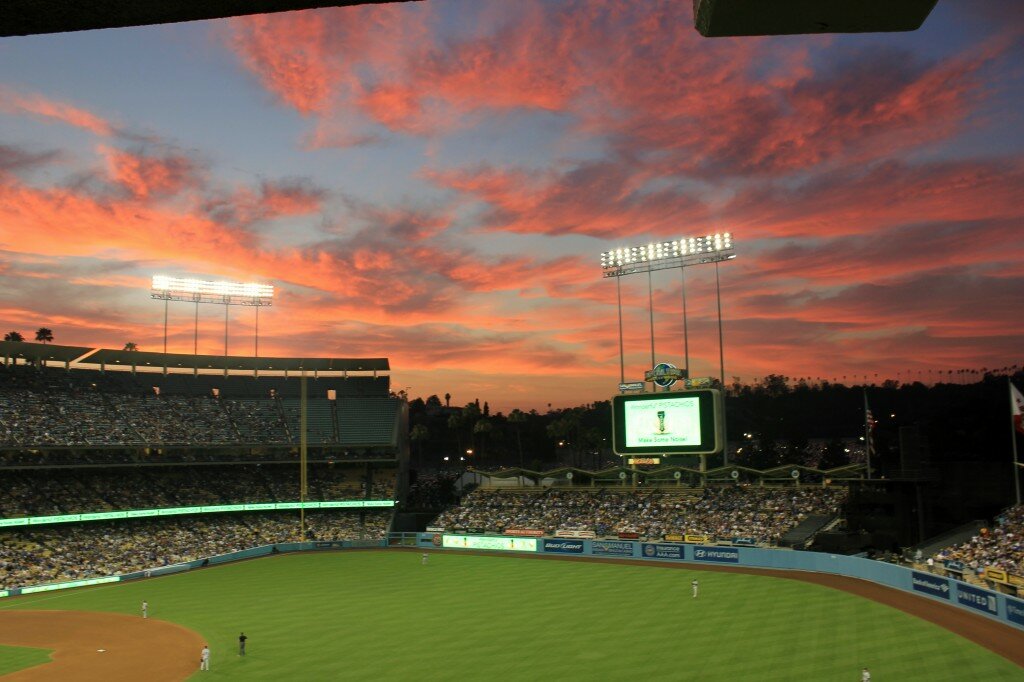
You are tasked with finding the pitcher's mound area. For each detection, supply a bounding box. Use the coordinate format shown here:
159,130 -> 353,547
0,610 -> 204,681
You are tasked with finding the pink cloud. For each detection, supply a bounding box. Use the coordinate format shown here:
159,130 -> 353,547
99,146 -> 202,198
0,87 -> 115,136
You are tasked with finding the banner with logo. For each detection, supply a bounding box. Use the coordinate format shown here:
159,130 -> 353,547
1008,574 -> 1024,588
984,567 -> 1008,584
1006,596 -> 1024,627
692,546 -> 739,563
911,571 -> 950,599
956,583 -> 998,615
618,531 -> 640,539
425,526 -> 445,532
685,534 -> 710,544
592,540 -> 635,557
543,539 -> 585,554
732,537 -> 756,546
943,560 -> 966,574
642,543 -> 685,560
555,529 -> 596,539
664,533 -> 683,542
506,529 -> 544,537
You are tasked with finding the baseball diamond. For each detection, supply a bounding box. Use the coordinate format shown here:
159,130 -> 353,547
1,551 -> 1022,680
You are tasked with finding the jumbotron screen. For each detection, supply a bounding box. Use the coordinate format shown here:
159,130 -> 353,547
612,389 -> 721,455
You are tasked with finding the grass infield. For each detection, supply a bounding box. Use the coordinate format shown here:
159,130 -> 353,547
1,551 -> 1021,680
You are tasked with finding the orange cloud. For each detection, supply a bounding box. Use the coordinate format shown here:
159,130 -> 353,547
0,87 -> 115,136
99,146 -> 202,198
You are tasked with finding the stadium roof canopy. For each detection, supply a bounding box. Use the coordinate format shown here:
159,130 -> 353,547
0,1 -> 418,37
0,341 -> 93,364
0,341 -> 388,373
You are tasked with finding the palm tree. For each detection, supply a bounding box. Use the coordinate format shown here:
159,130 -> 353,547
123,342 -> 139,351
508,409 -> 527,469
3,331 -> 24,342
410,424 -> 429,469
35,328 -> 53,344
473,419 -> 493,461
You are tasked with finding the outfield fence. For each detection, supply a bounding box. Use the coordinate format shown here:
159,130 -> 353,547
395,531 -> 1024,632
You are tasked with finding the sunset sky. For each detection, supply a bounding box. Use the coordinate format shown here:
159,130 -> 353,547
0,0 -> 1021,412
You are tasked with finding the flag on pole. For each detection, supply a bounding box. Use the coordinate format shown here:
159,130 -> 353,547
1011,382 -> 1024,435
864,390 -> 877,458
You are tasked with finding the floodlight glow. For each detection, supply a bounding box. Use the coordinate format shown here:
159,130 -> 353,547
599,233 -> 735,269
151,275 -> 274,304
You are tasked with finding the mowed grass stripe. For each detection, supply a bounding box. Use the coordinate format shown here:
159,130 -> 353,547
0,644 -> 51,676
0,551 -> 1020,680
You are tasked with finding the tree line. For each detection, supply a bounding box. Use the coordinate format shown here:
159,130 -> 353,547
408,371 -> 1024,473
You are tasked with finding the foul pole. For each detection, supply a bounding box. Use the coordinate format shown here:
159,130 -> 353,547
300,370 -> 308,540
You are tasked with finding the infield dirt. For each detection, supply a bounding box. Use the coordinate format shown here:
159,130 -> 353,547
0,610 -> 204,681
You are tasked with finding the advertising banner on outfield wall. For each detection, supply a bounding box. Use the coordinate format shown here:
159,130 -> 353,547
911,571 -> 950,599
642,543 -> 685,560
956,583 -> 998,615
693,546 -> 739,563
592,540 -> 635,557
543,539 -> 585,554
1006,596 -> 1024,627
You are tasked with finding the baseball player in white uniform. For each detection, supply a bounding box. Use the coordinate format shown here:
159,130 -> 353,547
142,601 -> 148,619
692,579 -> 699,598
861,668 -> 870,681
200,645 -> 210,671
422,553 -> 429,565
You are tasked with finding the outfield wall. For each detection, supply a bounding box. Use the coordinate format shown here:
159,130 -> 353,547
409,532 -> 1024,632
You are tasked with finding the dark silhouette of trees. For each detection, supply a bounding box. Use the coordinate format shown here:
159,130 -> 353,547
3,331 -> 23,342
34,328 -> 53,344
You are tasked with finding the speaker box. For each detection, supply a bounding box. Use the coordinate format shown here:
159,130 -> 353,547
694,0 -> 939,37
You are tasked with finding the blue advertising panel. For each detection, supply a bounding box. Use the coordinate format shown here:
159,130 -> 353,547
956,583 -> 998,615
592,540 -> 635,557
1006,596 -> 1024,627
641,543 -> 685,560
692,546 -> 739,563
543,539 -> 585,554
911,571 -> 950,600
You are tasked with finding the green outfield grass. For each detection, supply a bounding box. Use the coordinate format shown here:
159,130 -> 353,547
0,551 -> 1020,680
0,644 -> 51,676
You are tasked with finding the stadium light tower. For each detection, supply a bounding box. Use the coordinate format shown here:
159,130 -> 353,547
150,276 -> 274,361
600,233 -> 737,460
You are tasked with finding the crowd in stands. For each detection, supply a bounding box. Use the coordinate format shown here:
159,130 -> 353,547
0,465 -> 397,519
433,485 -> 847,544
0,384 -> 291,447
935,505 -> 1024,576
0,511 -> 391,589
0,364 -> 395,451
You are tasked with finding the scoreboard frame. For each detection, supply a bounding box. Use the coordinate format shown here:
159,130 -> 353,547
611,389 -> 722,456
